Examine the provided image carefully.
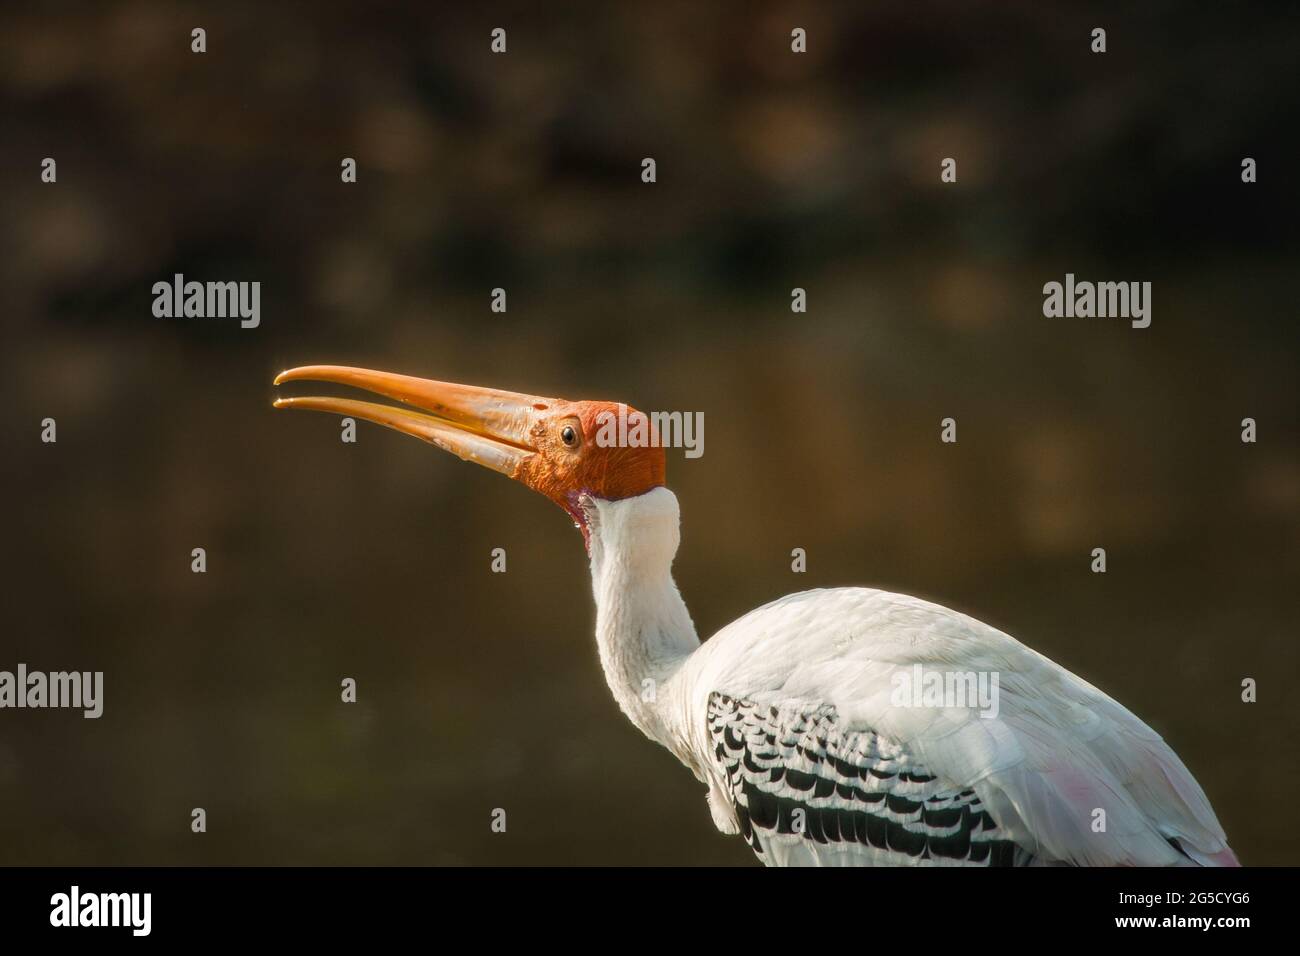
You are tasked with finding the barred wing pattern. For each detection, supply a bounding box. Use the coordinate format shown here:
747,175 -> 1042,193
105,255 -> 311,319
706,691 -> 1032,866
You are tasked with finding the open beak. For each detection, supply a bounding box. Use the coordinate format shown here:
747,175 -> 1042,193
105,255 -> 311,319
273,365 -> 556,477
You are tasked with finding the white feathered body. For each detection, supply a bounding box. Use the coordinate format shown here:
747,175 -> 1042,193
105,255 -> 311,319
583,487 -> 1236,867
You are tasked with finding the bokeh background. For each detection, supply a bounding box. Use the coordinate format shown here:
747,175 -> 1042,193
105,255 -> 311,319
2,2 -> 1296,865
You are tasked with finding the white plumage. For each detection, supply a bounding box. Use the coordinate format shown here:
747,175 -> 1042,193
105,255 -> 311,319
584,487 -> 1237,867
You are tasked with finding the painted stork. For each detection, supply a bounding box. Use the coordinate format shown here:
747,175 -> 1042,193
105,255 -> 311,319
273,365 -> 1239,867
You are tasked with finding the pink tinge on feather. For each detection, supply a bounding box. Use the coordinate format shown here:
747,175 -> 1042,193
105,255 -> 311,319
1208,847 -> 1241,867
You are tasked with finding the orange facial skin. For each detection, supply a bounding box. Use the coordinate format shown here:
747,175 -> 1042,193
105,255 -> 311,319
273,367 -> 665,546
513,401 -> 666,535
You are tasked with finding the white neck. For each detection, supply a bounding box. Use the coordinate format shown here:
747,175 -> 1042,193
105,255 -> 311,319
583,488 -> 699,747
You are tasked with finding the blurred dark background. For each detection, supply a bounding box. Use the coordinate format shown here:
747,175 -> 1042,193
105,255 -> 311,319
1,2 -> 1296,865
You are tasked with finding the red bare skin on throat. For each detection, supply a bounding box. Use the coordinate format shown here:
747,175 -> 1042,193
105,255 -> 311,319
511,400 -> 666,535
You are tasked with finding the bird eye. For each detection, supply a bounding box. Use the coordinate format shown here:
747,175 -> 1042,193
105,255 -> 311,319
560,425 -> 578,447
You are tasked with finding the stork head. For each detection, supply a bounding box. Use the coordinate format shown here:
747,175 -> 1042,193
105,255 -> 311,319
273,366 -> 665,542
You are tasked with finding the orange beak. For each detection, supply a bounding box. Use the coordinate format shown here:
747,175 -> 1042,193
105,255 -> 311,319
272,365 -> 558,477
